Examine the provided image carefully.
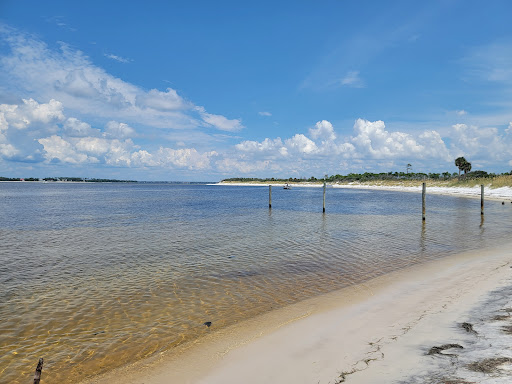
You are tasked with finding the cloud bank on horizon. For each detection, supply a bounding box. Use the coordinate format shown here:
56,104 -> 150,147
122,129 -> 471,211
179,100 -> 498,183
1,1 -> 512,180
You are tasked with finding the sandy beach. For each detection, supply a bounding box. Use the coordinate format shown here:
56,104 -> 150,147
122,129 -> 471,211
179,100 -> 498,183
83,240 -> 512,384
215,181 -> 512,202
333,183 -> 512,202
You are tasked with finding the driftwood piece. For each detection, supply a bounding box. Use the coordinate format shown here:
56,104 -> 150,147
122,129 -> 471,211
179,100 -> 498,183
427,344 -> 463,356
33,358 -> 43,384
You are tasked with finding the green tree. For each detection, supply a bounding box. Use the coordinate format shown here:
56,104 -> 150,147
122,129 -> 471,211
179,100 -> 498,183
462,161 -> 472,174
455,156 -> 467,176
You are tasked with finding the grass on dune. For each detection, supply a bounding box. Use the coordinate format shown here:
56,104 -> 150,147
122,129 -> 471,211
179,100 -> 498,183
221,175 -> 512,189
338,175 -> 512,189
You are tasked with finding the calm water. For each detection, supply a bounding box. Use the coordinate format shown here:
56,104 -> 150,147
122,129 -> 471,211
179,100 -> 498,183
1,183 -> 511,383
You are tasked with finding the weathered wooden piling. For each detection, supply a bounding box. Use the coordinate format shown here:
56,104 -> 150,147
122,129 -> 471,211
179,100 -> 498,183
481,184 -> 484,215
33,358 -> 43,384
323,182 -> 326,213
269,185 -> 272,209
422,182 -> 426,221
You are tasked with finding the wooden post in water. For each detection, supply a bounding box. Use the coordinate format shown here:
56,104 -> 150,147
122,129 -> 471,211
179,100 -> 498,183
33,358 -> 43,384
323,182 -> 326,213
269,185 -> 272,209
422,182 -> 426,221
481,184 -> 484,215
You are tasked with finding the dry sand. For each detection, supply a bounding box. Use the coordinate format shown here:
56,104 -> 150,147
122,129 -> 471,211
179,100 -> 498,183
333,183 -> 512,202
215,181 -> 512,202
83,242 -> 512,384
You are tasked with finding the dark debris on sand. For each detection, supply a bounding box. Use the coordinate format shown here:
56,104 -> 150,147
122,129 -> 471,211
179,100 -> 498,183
466,357 -> 512,373
460,322 -> 477,334
427,344 -> 464,356
396,280 -> 512,383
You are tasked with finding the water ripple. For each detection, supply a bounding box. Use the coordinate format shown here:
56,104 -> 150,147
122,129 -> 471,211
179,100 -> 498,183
1,184 -> 512,383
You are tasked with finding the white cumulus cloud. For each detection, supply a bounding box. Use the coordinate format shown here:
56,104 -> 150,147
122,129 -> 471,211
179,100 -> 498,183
309,120 -> 336,141
351,119 -> 424,158
0,98 -> 64,130
74,137 -> 111,155
38,135 -> 92,164
227,119 -> 458,176
63,117 -> 99,137
449,123 -> 509,161
135,88 -> 186,111
104,121 -> 136,139
0,26 -> 242,134
285,134 -> 318,155
152,147 -> 217,170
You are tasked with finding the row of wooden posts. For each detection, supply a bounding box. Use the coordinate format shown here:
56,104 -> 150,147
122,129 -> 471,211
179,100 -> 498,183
268,183 -> 486,219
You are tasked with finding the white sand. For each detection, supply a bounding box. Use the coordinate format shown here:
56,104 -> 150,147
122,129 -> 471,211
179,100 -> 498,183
334,183 -> 512,201
214,181 -> 512,201
84,242 -> 512,384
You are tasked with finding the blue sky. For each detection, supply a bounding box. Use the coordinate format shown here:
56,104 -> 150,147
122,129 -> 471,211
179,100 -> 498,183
1,0 -> 512,181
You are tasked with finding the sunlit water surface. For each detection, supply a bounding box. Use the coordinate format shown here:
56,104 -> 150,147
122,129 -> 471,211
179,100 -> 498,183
1,183 -> 511,383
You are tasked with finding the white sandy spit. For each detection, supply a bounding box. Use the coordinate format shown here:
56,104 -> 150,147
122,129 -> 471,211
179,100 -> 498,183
214,181 -> 512,200
334,183 -> 512,201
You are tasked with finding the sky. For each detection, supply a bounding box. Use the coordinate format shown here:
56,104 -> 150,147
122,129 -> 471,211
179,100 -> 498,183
1,0 -> 512,181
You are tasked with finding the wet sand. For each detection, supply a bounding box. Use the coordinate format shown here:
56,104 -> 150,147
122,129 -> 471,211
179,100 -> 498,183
82,242 -> 512,384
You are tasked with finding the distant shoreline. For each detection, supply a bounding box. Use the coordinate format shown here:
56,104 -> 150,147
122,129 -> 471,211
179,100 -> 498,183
0,180 -> 137,183
0,180 -> 214,184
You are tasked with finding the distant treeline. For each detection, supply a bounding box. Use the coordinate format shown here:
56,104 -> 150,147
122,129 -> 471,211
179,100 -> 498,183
0,177 -> 137,182
223,170 -> 512,183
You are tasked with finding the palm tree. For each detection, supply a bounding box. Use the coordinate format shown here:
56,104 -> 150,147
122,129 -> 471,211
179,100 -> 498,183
455,157 -> 467,176
406,163 -> 412,174
462,161 -> 472,174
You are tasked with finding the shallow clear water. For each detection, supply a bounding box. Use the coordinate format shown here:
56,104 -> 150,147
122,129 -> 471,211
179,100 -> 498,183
1,183 -> 511,383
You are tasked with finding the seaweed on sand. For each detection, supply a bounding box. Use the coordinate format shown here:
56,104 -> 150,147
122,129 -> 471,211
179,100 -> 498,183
466,357 -> 512,373
460,322 -> 477,334
427,344 -> 463,356
398,375 -> 474,384
335,368 -> 356,383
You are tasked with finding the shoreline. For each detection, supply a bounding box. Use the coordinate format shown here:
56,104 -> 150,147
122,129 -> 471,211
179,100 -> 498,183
82,241 -> 512,384
214,181 -> 512,202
